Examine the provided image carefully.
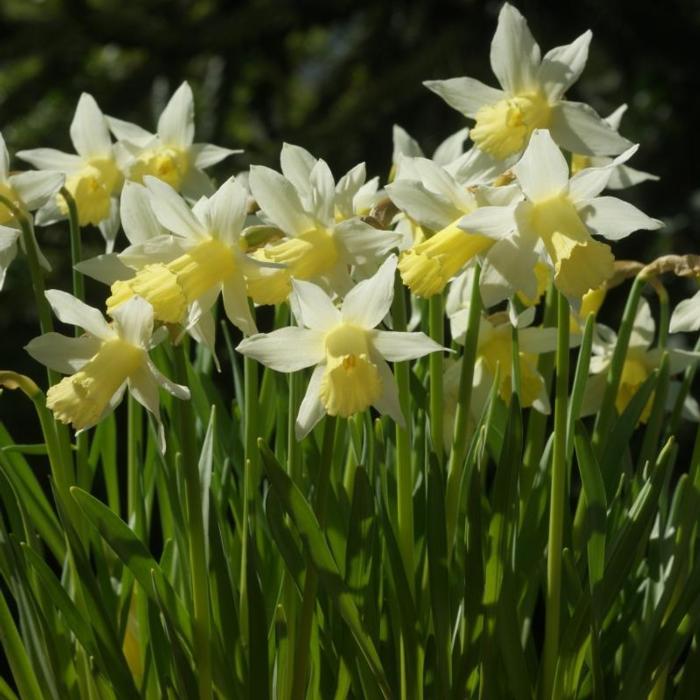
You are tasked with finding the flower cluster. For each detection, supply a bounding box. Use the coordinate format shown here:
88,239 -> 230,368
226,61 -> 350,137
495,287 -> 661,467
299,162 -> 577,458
3,2 -> 697,451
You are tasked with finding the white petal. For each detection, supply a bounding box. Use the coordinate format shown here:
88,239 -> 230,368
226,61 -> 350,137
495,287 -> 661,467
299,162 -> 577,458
290,279 -> 340,330
489,3 -> 541,94
432,128 -> 470,166
98,199 -> 121,253
392,125 -> 423,163
537,30 -> 592,101
579,196 -> 662,241
606,164 -> 659,190
146,358 -> 190,399
630,299 -> 655,348
604,104 -> 628,131
667,349 -> 700,375
333,219 -> 400,266
385,179 -> 459,231
111,296 -> 154,347
372,330 -> 443,361
75,253 -> 134,285
187,311 -> 219,370
335,162 -> 366,219
180,167 -> 215,200
549,101 -> 633,156
191,143 -> 239,169
447,145 -> 506,185
236,327 -> 325,372
120,181 -> 165,245
518,327 -> 558,354
309,159 -> 335,225
423,78 -> 505,117
127,366 -> 164,449
670,290 -> 700,333
118,235 -> 186,269
371,354 -> 404,427
295,364 -> 326,440
9,171 -> 64,210
248,165 -> 314,236
222,272 -> 257,336
341,255 -> 397,328
458,205 -> 517,240
207,177 -> 247,245
413,157 -> 473,210
16,148 -> 82,172
106,116 -> 153,145
24,333 -> 101,374
145,176 -> 206,240
0,228 -> 18,290
513,129 -> 569,201
70,93 -> 112,159
480,234 -> 539,307
280,143 -> 317,201
45,290 -> 113,340
567,145 -> 638,202
580,372 -> 608,417
157,82 -> 195,147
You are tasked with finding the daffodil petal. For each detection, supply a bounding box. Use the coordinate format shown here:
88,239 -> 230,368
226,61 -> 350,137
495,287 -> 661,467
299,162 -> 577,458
120,182 -> 166,245
207,177 -> 247,247
16,148 -> 82,172
9,171 -> 64,210
25,333 -> 101,374
310,159 -> 336,226
290,279 -> 340,330
157,82 -> 195,148
236,327 -> 325,372
145,176 -> 206,240
70,93 -> 112,159
372,330 -> 444,361
295,364 -> 326,440
578,196 -> 662,241
432,128 -> 470,166
670,291 -> 700,333
423,78 -> 505,118
385,179 -> 459,231
222,272 -> 257,336
341,254 -> 397,328
537,30 -> 592,101
513,129 -> 569,201
45,289 -> 114,340
280,143 -> 317,202
191,143 -> 239,169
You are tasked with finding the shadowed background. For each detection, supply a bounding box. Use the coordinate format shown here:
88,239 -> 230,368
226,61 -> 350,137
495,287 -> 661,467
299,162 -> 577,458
1,0 -> 699,439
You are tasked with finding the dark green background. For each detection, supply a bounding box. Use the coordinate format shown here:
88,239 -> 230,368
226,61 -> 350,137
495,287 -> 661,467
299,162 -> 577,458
1,0 -> 698,438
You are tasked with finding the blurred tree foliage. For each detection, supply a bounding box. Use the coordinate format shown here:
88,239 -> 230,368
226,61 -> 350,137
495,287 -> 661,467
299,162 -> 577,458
1,0 -> 699,435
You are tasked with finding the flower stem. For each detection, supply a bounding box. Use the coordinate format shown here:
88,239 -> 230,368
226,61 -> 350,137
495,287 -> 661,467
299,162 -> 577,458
429,293 -> 444,462
445,265 -> 481,556
542,291 -> 570,699
291,415 -> 337,700
61,188 -> 85,303
174,345 -> 212,700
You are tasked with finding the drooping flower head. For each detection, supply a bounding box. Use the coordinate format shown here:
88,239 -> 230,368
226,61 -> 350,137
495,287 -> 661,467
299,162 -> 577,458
425,3 -> 631,164
18,94 -> 124,250
108,82 -> 239,198
25,291 -> 189,449
237,255 -> 444,439
244,144 -> 399,305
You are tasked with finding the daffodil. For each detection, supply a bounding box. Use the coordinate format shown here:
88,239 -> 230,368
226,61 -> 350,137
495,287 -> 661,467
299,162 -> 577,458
570,105 -> 658,189
425,3 -> 631,165
392,125 -> 470,176
582,300 -> 700,421
92,176 -> 258,338
25,291 -> 189,448
385,155 -> 522,299
459,129 -> 662,304
244,146 -> 399,305
107,82 -> 239,198
0,132 -> 64,289
669,288 -> 700,334
236,255 -> 443,439
17,94 -> 124,250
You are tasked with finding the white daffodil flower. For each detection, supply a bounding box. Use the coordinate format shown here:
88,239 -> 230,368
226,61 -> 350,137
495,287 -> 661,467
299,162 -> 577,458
570,105 -> 658,189
245,146 -> 399,305
92,176 -> 259,338
0,133 -> 64,289
25,291 -> 189,450
582,299 -> 700,422
459,129 -> 662,305
385,155 -> 522,299
392,125 -> 470,177
424,3 -> 631,166
107,82 -> 239,200
670,288 -> 700,334
237,255 -> 444,439
17,94 -> 124,251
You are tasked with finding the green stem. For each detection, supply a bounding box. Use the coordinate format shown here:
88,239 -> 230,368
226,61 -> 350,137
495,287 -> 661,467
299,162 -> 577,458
175,346 -> 212,700
592,275 -> 645,450
446,265 -> 481,556
61,187 -> 85,303
542,292 -> 570,700
291,416 -> 337,700
429,294 -> 445,462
